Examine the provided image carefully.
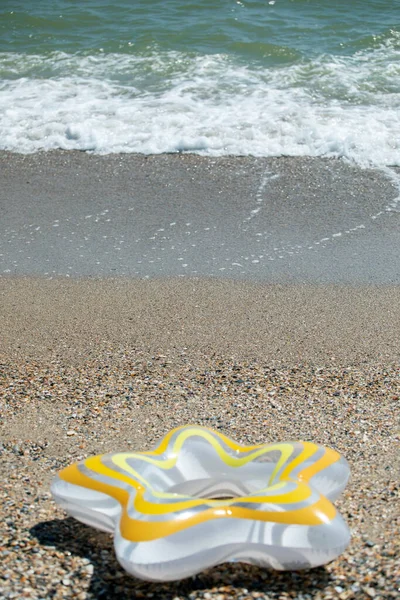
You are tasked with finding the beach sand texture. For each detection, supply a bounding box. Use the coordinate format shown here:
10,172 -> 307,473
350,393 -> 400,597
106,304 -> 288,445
1,153 -> 399,599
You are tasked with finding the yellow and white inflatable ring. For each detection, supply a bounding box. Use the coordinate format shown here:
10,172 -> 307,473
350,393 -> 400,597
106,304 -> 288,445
51,425 -> 351,581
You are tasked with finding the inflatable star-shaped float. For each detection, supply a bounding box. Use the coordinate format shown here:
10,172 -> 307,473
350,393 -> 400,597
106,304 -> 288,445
51,425 -> 350,581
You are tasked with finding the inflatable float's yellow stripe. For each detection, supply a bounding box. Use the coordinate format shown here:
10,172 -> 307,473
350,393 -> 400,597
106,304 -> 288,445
92,454 -> 313,513
112,437 -> 295,491
141,425 -> 263,456
113,455 -> 294,507
112,429 -> 336,492
135,426 -> 340,486
58,428 -> 340,541
125,428 -> 292,469
279,441 -> 340,482
67,450 -> 310,517
80,429 -> 322,509
297,447 -> 340,481
59,461 -> 336,542
110,438 -> 326,510
119,496 -> 336,543
112,425 -> 309,478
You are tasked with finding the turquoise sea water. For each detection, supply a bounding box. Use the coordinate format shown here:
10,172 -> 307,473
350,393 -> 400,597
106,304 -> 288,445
0,0 -> 399,164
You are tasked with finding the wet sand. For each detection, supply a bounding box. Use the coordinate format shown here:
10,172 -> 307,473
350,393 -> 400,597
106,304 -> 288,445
1,151 -> 399,282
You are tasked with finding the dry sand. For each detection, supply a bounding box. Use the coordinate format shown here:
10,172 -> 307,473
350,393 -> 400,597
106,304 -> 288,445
1,277 -> 400,364
1,277 -> 399,600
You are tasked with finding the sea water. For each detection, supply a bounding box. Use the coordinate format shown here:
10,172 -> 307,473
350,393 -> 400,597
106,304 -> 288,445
0,0 -> 399,166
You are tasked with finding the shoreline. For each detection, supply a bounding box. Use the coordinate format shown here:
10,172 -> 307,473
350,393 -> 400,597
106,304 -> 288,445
1,151 -> 399,283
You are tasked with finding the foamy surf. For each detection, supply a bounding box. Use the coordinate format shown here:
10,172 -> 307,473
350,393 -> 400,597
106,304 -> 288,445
0,31 -> 399,167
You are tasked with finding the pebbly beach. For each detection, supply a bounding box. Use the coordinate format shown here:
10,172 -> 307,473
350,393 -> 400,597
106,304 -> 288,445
0,151 -> 400,600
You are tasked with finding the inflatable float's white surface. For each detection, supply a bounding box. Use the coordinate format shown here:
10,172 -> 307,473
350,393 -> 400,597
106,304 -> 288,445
51,425 -> 351,581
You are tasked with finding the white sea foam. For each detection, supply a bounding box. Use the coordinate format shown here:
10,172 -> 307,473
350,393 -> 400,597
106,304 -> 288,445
0,35 -> 399,166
